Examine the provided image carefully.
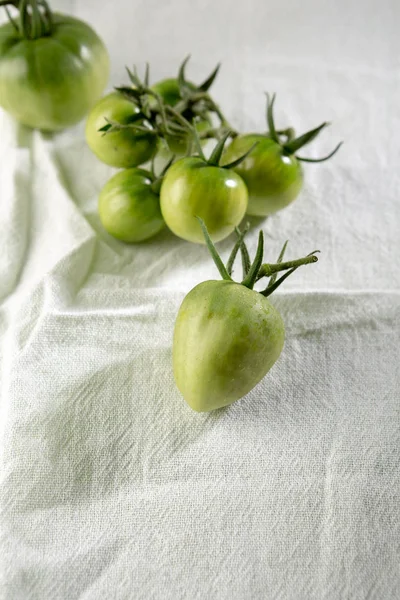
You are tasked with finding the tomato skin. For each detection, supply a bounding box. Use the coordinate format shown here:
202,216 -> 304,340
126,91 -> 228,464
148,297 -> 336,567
151,78 -> 184,107
222,134 -> 303,216
173,280 -> 285,412
160,157 -> 248,244
86,92 -> 157,168
0,15 -> 109,131
98,168 -> 165,243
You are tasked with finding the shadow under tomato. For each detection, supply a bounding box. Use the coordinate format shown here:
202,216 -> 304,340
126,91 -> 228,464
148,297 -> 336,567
240,214 -> 269,231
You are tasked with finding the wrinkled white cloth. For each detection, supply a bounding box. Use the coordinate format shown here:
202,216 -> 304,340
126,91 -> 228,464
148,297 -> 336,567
1,0 -> 400,598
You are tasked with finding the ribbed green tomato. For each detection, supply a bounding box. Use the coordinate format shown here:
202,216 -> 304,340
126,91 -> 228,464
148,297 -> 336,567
172,218 -> 319,412
99,168 -> 164,243
223,134 -> 303,216
160,157 -> 248,244
0,15 -> 109,131
86,92 -> 157,168
173,280 -> 285,412
152,77 -> 211,155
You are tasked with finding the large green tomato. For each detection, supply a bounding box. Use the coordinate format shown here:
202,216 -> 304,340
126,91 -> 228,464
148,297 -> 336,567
0,15 -> 109,131
172,218 -> 319,412
86,92 -> 157,168
222,134 -> 303,216
99,168 -> 165,243
152,77 -> 211,155
160,157 -> 248,244
173,280 -> 285,412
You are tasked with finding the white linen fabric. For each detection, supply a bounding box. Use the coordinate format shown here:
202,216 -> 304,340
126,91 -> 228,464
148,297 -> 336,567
0,0 -> 399,598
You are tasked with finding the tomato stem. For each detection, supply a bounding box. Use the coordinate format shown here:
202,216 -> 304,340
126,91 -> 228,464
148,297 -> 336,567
113,58 -> 237,152
150,154 -> 175,194
199,221 -> 319,296
189,117 -> 206,160
206,96 -> 237,135
111,77 -> 193,149
198,126 -> 231,140
257,252 -> 319,281
260,250 -> 319,296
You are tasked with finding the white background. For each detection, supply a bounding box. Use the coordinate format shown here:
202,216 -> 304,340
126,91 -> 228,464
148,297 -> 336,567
0,1 -> 399,598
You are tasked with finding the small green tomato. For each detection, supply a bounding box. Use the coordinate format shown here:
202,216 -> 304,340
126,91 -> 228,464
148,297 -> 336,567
86,92 -> 157,168
151,57 -> 220,156
151,79 -> 210,155
223,94 -> 342,216
160,133 -> 255,244
151,77 -> 188,108
98,168 -> 165,243
151,77 -> 206,156
173,220 -> 319,412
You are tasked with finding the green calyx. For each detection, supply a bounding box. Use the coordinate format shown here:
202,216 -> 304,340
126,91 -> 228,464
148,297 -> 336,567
197,218 -> 319,297
266,93 -> 343,163
101,57 -> 238,150
177,54 -> 221,100
191,127 -> 258,169
1,0 -> 53,39
174,55 -> 236,137
99,64 -> 195,149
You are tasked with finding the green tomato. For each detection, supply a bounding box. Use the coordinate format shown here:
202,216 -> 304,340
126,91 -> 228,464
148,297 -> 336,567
160,157 -> 248,244
152,77 -> 211,156
0,15 -> 109,131
222,134 -> 303,216
172,217 -> 319,412
151,77 -> 185,107
86,92 -> 157,168
151,77 -> 203,108
173,280 -> 285,412
98,168 -> 165,243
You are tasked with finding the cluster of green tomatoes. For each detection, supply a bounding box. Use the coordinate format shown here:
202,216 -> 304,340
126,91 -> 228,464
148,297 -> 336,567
85,58 -> 341,246
0,1 -> 342,412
